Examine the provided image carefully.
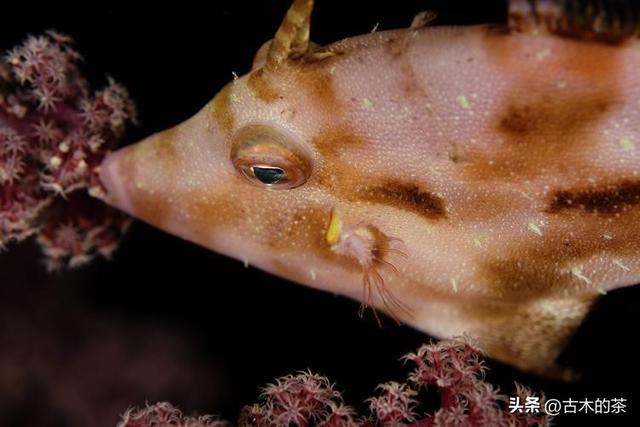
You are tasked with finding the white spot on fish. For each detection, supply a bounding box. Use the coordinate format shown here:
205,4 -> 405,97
571,266 -> 592,284
528,222 -> 543,236
598,288 -> 607,295
310,269 -> 317,280
535,48 -> 551,60
620,136 -> 635,151
520,191 -> 534,201
456,95 -> 471,109
603,234 -> 613,240
361,98 -> 374,110
450,278 -> 458,293
243,258 -> 249,268
232,71 -> 239,80
613,259 -> 631,272
371,22 -> 379,33
424,102 -> 433,114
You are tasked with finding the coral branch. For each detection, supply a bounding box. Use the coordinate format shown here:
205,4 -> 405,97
119,402 -> 229,427
1,31 -> 135,269
120,338 -> 551,427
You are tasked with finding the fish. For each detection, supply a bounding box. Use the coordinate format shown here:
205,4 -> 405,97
98,0 -> 640,379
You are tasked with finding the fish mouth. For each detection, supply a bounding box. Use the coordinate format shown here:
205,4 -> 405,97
99,147 -> 135,215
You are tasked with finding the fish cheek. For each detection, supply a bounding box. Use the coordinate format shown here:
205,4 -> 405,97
177,184 -> 340,268
263,203 -> 362,282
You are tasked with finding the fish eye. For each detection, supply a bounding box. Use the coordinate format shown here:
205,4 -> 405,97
230,124 -> 311,189
238,165 -> 287,185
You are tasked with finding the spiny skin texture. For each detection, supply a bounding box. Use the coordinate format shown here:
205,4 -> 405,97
100,18 -> 640,377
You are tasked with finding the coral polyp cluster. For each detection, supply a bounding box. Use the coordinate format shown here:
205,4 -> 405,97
0,31 -> 135,269
121,338 -> 550,427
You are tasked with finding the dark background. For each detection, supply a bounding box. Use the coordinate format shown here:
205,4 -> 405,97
1,1 -> 639,426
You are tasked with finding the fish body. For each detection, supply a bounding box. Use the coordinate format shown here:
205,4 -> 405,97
100,0 -> 640,378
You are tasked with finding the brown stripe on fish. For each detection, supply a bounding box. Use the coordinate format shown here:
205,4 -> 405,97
497,89 -> 614,138
482,23 -> 624,80
480,208 -> 640,300
209,82 -> 235,135
247,68 -> 282,103
311,128 -> 446,222
470,27 -> 628,181
357,180 -> 446,220
311,125 -> 367,161
383,32 -> 429,98
292,63 -> 342,116
508,0 -> 640,45
464,83 -> 621,181
546,180 -> 640,215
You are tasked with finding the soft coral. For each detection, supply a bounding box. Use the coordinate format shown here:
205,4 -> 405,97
0,31 -> 135,269
122,338 -> 551,427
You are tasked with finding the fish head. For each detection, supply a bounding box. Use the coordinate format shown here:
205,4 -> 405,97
99,1 -> 388,305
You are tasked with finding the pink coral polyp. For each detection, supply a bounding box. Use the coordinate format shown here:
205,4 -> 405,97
0,31 -> 135,268
126,338 -> 550,427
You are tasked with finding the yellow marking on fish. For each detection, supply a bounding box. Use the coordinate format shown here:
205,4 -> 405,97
325,207 -> 342,246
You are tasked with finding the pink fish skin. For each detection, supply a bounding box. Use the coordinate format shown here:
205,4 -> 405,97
99,0 -> 640,378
